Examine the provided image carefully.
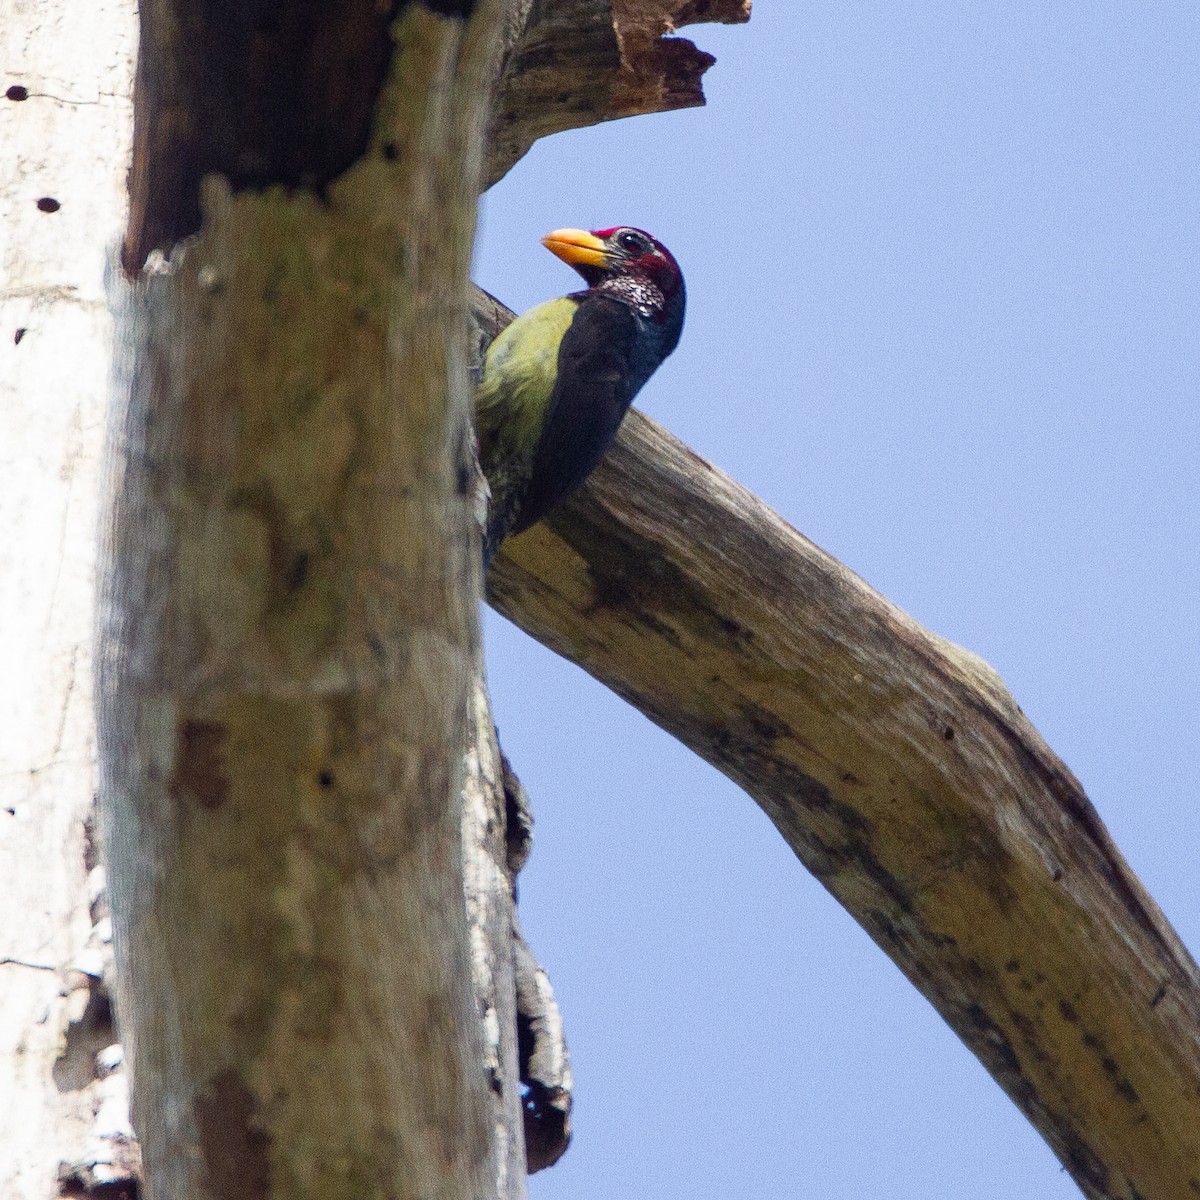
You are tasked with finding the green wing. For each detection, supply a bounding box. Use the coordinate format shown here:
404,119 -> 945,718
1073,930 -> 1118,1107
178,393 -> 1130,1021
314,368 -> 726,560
475,296 -> 579,463
475,296 -> 579,558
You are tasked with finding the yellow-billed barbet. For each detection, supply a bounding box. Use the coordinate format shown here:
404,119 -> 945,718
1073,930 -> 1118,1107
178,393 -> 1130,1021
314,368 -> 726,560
476,226 -> 685,564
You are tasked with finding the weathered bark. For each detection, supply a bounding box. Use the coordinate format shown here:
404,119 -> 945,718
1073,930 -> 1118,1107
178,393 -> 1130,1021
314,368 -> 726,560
0,2 -> 139,1194
97,3 -> 511,1198
15,0 -> 1194,1191
484,0 -> 752,188
460,678 -> 529,1189
6,0 -> 745,1193
481,378 -> 1200,1199
102,0 -> 747,1192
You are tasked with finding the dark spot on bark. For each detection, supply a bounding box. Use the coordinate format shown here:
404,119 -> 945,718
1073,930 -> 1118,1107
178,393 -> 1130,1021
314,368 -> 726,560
318,769 -> 334,789
232,482 -> 321,605
782,768 -> 850,821
864,909 -> 899,947
645,610 -> 685,648
1062,1134 -> 1109,1192
943,726 -> 954,740
560,505 -> 759,660
851,836 -> 912,914
502,752 -> 534,876
59,1180 -> 141,1199
964,1004 -> 1022,1076
381,140 -> 399,161
37,196 -> 61,212
737,700 -> 785,743
169,719 -> 231,809
4,806 -> 14,816
841,771 -> 860,785
718,615 -> 751,643
759,771 -> 918,925
422,0 -> 475,14
691,720 -> 917,923
1055,783 -> 1096,824
1058,999 -> 1079,1023
285,550 -> 309,593
1005,958 -> 1020,972
456,459 -> 472,497
83,809 -> 99,871
6,85 -> 30,101
196,1070 -> 272,1198
1151,982 -> 1167,1007
1051,866 -> 1063,881
1008,1009 -> 1041,1050
14,327 -> 26,344
1076,1025 -> 1142,1106
1100,1056 -> 1140,1104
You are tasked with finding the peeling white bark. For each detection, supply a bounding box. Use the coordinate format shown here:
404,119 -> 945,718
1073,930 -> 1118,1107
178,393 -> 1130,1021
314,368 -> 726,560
462,680 -> 525,1191
0,3 -> 137,1195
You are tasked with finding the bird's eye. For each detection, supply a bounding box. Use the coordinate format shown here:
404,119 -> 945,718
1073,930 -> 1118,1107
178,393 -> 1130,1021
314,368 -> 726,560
618,230 -> 645,254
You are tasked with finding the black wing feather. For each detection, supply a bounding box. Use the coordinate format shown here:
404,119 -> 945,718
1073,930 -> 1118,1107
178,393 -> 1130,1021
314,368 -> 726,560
510,295 -> 642,536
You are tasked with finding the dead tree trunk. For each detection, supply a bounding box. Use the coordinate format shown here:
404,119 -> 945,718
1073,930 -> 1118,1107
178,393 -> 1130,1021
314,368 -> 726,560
97,3 -> 512,1198
0,3 -> 139,1193
52,2 -> 1199,1198
4,0 -> 745,1194
93,2 -> 746,1199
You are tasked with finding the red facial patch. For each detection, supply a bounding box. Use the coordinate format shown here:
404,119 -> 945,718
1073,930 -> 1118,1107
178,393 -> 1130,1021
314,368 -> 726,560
589,227 -> 683,302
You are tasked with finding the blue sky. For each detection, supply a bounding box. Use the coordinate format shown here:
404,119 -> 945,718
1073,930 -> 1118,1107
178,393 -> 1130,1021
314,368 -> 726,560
474,4 -> 1199,1196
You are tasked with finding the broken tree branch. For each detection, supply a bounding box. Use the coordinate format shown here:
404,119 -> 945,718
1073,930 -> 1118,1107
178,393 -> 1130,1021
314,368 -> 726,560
484,0 -> 751,187
476,299 -> 1200,1200
99,4 -> 514,1197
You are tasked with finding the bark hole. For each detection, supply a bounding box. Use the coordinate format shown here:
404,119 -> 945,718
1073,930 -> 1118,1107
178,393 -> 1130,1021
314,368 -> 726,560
52,984 -> 115,1093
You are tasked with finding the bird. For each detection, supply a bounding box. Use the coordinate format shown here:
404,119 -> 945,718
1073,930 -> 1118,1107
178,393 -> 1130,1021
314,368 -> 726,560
474,225 -> 685,565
